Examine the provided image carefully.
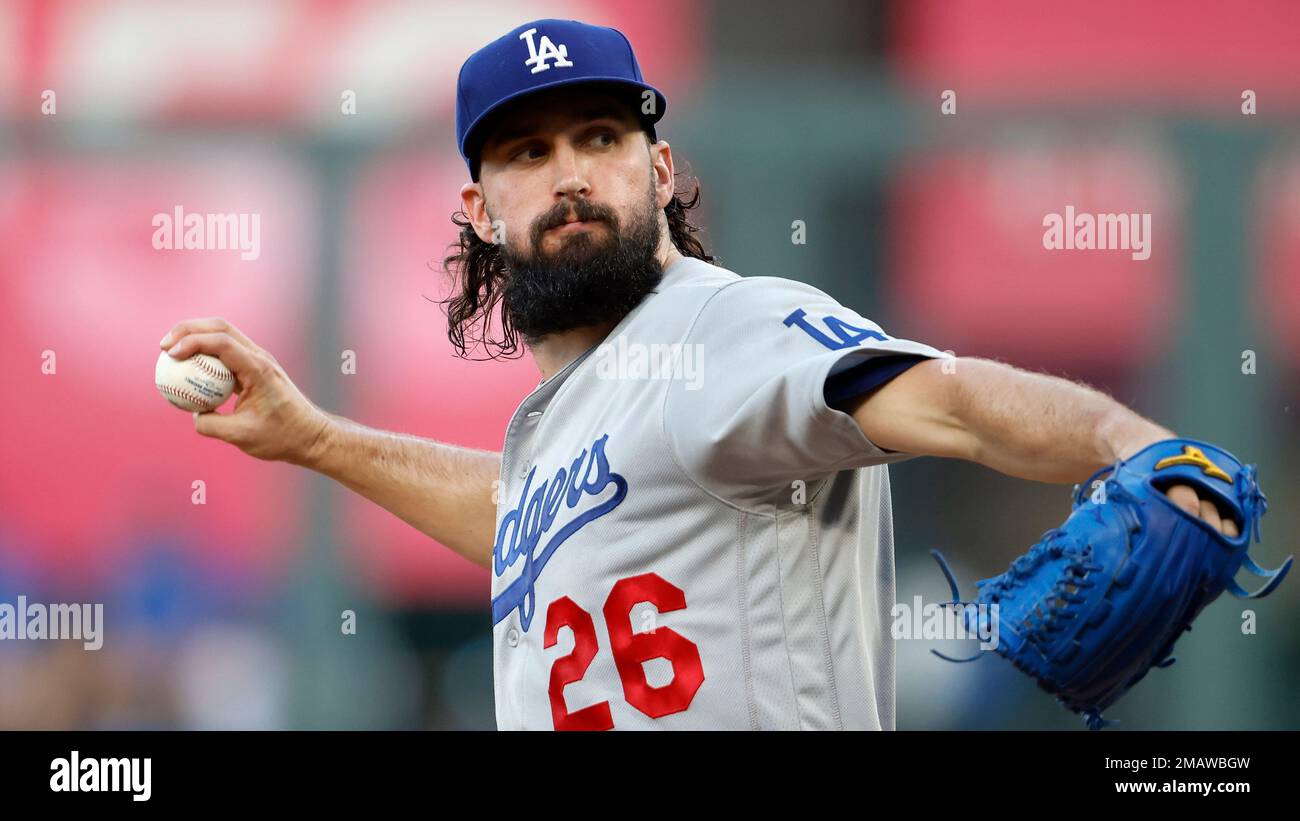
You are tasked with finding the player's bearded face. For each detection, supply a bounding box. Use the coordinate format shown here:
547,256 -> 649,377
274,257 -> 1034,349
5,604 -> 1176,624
497,179 -> 663,341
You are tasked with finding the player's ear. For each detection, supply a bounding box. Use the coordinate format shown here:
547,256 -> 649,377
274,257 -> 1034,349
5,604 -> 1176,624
460,181 -> 497,244
650,138 -> 675,210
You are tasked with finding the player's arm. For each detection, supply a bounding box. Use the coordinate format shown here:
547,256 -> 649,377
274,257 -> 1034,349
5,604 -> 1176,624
304,417 -> 499,570
844,356 -> 1233,532
160,318 -> 499,569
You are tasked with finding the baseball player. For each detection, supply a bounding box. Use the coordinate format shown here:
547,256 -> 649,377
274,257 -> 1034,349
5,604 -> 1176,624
159,18 -> 1277,730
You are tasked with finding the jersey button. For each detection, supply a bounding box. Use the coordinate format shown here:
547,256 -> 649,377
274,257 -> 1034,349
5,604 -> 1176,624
506,628 -> 519,647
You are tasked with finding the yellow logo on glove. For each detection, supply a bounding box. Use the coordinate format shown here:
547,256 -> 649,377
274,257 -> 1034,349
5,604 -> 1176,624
1154,445 -> 1232,482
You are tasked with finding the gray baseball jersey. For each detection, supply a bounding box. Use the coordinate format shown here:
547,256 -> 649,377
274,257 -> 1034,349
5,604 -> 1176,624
489,256 -> 950,730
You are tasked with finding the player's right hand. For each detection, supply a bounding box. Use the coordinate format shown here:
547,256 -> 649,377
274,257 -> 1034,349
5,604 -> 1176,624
159,318 -> 332,465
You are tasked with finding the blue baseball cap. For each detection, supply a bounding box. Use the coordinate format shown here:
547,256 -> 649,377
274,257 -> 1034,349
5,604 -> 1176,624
456,18 -> 668,180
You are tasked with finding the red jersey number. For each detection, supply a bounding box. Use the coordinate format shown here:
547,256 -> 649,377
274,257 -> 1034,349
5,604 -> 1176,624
543,596 -> 615,731
543,573 -> 704,730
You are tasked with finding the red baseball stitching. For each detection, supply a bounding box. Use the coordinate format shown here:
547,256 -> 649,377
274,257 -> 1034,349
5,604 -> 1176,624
157,383 -> 220,409
192,356 -> 234,383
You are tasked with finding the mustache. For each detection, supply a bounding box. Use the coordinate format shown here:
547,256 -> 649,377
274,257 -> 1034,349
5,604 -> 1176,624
532,199 -> 618,237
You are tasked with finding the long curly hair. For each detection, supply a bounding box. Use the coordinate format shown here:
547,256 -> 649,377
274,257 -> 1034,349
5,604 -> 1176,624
440,172 -> 715,360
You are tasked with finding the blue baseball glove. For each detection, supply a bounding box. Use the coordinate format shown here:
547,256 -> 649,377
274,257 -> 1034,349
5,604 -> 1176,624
931,438 -> 1292,730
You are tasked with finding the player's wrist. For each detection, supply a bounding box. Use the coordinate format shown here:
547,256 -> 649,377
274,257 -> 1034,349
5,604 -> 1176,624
292,409 -> 339,471
1103,415 -> 1175,464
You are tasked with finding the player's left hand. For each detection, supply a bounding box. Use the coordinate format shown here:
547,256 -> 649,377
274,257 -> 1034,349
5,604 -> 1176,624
1120,431 -> 1239,537
1164,483 -> 1238,537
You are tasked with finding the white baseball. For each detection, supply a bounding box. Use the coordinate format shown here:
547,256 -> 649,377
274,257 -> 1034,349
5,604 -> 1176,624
155,351 -> 236,412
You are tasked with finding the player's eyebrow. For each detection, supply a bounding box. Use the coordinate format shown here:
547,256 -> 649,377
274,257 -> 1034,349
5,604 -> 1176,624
491,105 -> 630,148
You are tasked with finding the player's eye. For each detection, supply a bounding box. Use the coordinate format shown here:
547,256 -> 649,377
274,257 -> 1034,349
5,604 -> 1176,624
587,131 -> 617,148
510,144 -> 546,163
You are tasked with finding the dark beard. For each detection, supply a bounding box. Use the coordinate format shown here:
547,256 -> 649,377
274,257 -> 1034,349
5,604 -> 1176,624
498,184 -> 664,341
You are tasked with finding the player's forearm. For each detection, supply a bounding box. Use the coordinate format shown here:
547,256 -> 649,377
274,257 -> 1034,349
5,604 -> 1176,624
301,414 -> 500,568
944,359 -> 1172,483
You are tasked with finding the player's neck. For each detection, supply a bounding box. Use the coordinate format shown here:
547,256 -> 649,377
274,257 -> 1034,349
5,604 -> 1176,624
529,322 -> 619,382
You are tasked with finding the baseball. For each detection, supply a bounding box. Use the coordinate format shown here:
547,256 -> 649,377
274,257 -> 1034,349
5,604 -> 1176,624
155,351 -> 236,412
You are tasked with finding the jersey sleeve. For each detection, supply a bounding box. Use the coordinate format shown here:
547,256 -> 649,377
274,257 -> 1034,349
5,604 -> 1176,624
662,276 -> 951,504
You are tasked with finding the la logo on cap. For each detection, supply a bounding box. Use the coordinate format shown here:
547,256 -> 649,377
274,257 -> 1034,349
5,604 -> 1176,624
520,27 -> 573,74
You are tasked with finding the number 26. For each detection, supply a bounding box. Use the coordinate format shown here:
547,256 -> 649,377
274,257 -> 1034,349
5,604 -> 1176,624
544,573 -> 705,731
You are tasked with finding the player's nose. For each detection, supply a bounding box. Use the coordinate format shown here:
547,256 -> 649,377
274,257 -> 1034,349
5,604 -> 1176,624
551,140 -> 591,199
